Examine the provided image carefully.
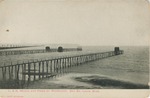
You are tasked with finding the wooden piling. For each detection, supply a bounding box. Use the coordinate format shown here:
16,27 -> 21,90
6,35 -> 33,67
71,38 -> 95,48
42,61 -> 44,78
8,66 -> 11,80
22,63 -> 25,83
50,60 -> 52,73
17,64 -> 20,80
28,62 -> 31,82
34,62 -> 36,81
38,62 -> 41,79
15,65 -> 17,79
46,61 -> 49,78
23,63 -> 26,82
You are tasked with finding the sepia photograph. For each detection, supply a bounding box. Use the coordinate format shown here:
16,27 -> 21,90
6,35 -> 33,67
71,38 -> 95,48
0,0 -> 150,97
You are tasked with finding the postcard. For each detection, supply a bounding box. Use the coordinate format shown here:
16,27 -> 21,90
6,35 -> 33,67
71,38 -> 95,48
0,0 -> 150,98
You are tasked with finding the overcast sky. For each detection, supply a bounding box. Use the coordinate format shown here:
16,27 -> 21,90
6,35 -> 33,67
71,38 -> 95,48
0,0 -> 150,46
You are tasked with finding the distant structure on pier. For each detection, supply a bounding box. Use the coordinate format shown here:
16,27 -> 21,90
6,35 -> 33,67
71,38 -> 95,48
57,46 -> 63,52
45,46 -> 50,52
114,47 -> 120,55
77,46 -> 82,51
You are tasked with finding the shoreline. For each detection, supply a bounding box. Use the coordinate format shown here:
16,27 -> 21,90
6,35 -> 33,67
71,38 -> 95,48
25,73 -> 149,89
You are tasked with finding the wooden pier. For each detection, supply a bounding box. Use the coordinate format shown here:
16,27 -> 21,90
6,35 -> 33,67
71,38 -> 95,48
0,49 -> 123,88
0,48 -> 82,56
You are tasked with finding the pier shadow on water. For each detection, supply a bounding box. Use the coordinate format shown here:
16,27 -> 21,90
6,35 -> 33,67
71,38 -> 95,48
74,75 -> 149,89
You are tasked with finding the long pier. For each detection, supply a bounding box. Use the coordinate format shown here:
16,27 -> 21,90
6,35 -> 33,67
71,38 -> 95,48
0,47 -> 82,56
0,48 -> 123,88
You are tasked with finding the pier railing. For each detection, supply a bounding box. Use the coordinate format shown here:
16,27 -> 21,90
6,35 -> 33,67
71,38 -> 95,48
0,50 -> 123,88
0,48 -> 81,56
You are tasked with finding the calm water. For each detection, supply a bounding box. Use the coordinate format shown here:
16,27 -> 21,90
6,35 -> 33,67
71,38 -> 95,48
0,46 -> 149,89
